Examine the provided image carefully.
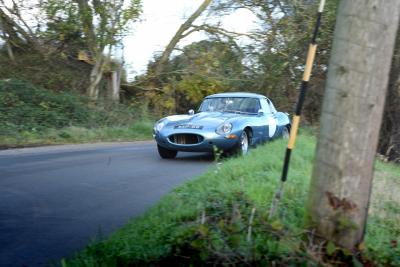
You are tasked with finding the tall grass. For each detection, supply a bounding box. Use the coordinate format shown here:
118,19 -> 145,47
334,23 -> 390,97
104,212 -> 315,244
64,133 -> 400,266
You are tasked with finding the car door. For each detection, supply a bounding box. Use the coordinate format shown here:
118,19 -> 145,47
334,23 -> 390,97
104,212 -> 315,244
260,98 -> 278,140
239,98 -> 266,144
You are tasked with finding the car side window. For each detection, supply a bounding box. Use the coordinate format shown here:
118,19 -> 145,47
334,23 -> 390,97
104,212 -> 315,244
267,98 -> 277,113
239,98 -> 260,113
260,99 -> 272,114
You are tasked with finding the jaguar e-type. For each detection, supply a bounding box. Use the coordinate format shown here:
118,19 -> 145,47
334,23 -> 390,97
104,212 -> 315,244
153,92 -> 291,158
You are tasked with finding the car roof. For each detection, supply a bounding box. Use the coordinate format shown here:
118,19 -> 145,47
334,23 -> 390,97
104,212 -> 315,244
205,92 -> 266,99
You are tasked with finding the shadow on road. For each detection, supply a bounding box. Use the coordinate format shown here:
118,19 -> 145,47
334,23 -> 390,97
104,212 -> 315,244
173,152 -> 215,162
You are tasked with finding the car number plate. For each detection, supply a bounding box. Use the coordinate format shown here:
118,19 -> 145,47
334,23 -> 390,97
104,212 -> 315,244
174,124 -> 203,129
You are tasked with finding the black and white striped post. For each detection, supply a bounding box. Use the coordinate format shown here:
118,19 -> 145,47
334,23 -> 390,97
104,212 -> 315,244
269,0 -> 326,219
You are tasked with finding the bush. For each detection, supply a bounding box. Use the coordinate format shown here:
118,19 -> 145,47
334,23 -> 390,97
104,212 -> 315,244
0,79 -> 154,146
0,79 -> 90,133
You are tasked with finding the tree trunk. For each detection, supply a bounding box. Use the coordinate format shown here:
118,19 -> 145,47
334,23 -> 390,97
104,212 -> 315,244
107,70 -> 121,103
379,22 -> 400,163
5,39 -> 15,62
153,0 -> 212,78
0,15 -> 15,62
87,54 -> 105,100
306,0 -> 400,249
75,0 -> 105,100
74,0 -> 97,55
0,31 -> 15,63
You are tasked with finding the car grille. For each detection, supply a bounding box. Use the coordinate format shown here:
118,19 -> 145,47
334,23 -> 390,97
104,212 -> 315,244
169,134 -> 204,145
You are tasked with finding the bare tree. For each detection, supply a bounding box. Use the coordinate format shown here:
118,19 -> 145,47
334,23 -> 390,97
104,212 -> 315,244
72,0 -> 141,100
152,0 -> 212,78
307,0 -> 400,249
0,0 -> 44,55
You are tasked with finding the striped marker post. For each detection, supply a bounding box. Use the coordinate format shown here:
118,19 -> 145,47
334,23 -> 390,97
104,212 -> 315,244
269,0 -> 326,219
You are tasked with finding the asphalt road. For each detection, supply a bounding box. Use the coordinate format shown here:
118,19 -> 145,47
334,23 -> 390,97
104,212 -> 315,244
0,141 -> 213,267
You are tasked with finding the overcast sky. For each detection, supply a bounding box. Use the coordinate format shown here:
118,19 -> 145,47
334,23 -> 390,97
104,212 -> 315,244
123,0 -> 257,78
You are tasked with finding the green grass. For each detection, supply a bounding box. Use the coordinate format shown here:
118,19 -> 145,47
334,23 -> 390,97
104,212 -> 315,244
0,121 -> 154,148
0,79 -> 154,147
63,133 -> 400,266
366,161 -> 400,266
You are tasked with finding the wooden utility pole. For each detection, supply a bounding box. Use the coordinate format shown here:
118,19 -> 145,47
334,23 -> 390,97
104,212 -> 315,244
307,0 -> 400,249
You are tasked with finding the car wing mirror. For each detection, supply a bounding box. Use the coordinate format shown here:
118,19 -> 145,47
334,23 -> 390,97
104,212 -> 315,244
257,109 -> 264,116
188,109 -> 195,115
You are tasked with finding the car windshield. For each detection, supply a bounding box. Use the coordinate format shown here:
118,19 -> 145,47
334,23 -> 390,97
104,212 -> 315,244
199,97 -> 261,114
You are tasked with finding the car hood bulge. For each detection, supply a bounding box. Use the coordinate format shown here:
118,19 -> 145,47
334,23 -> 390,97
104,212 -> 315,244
165,112 -> 242,128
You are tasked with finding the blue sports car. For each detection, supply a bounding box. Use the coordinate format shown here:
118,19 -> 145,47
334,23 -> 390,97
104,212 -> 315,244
153,92 -> 291,158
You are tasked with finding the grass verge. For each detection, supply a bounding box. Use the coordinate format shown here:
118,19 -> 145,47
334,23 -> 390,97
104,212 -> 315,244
0,120 -> 154,148
64,133 -> 400,266
0,79 -> 154,148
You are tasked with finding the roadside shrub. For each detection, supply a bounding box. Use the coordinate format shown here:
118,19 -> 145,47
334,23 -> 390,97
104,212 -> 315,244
0,79 -> 154,146
0,79 -> 90,133
0,79 -> 150,132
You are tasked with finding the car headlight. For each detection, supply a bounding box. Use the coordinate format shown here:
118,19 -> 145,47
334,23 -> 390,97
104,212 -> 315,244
216,122 -> 233,135
154,120 -> 166,132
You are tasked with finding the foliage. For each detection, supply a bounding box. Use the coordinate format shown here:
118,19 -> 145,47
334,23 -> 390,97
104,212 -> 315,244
168,40 -> 245,112
240,0 -> 337,122
43,0 -> 142,99
135,0 -> 338,122
0,0 -> 142,100
0,0 -> 142,55
0,79 -> 153,147
0,122 -> 153,148
137,40 -> 245,114
0,49 -> 92,93
44,0 -> 142,52
0,0 -> 45,52
64,133 -> 399,266
43,0 -> 86,55
0,79 -> 90,133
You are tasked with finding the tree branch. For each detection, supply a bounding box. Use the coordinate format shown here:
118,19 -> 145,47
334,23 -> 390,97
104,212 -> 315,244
153,0 -> 212,78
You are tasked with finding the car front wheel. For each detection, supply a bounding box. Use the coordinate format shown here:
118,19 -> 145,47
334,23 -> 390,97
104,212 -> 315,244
240,131 -> 249,155
229,130 -> 249,156
157,144 -> 178,159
